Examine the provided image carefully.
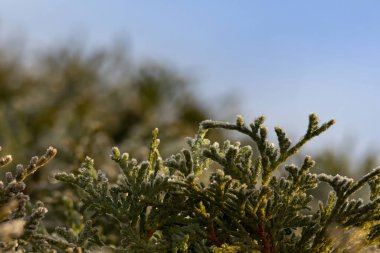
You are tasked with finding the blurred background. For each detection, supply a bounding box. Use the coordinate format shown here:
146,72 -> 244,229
0,1 -> 379,205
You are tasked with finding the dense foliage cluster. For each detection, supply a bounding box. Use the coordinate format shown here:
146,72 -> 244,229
0,146 -> 57,252
1,114 -> 380,252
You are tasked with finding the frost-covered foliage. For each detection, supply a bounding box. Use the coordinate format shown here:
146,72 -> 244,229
0,146 -> 57,252
2,114 -> 380,252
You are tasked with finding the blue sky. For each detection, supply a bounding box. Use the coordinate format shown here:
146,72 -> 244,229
1,1 -> 380,158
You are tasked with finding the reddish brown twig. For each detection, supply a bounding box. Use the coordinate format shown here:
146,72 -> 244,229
257,223 -> 275,253
207,224 -> 224,247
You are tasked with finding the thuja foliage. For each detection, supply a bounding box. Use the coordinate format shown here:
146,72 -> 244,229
0,146 -> 57,252
2,114 -> 380,252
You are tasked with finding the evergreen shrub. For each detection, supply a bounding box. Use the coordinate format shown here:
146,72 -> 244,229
1,114 -> 380,252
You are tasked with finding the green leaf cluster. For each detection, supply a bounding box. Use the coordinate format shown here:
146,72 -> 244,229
2,114 -> 380,252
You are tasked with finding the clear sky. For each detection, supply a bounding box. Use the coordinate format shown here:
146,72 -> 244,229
1,1 -> 380,157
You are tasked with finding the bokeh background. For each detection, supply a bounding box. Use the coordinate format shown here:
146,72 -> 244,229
0,1 -> 379,206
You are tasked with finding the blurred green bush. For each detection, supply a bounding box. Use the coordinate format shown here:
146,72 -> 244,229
0,43 -> 214,174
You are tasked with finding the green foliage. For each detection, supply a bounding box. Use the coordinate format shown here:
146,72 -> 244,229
0,41 -> 219,236
0,146 -> 58,252
2,114 -> 380,252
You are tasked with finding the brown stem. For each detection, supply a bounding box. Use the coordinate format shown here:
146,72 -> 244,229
147,228 -> 156,238
258,223 -> 275,253
207,224 -> 224,247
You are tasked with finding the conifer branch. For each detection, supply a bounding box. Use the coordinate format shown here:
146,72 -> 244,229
3,114 -> 380,252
